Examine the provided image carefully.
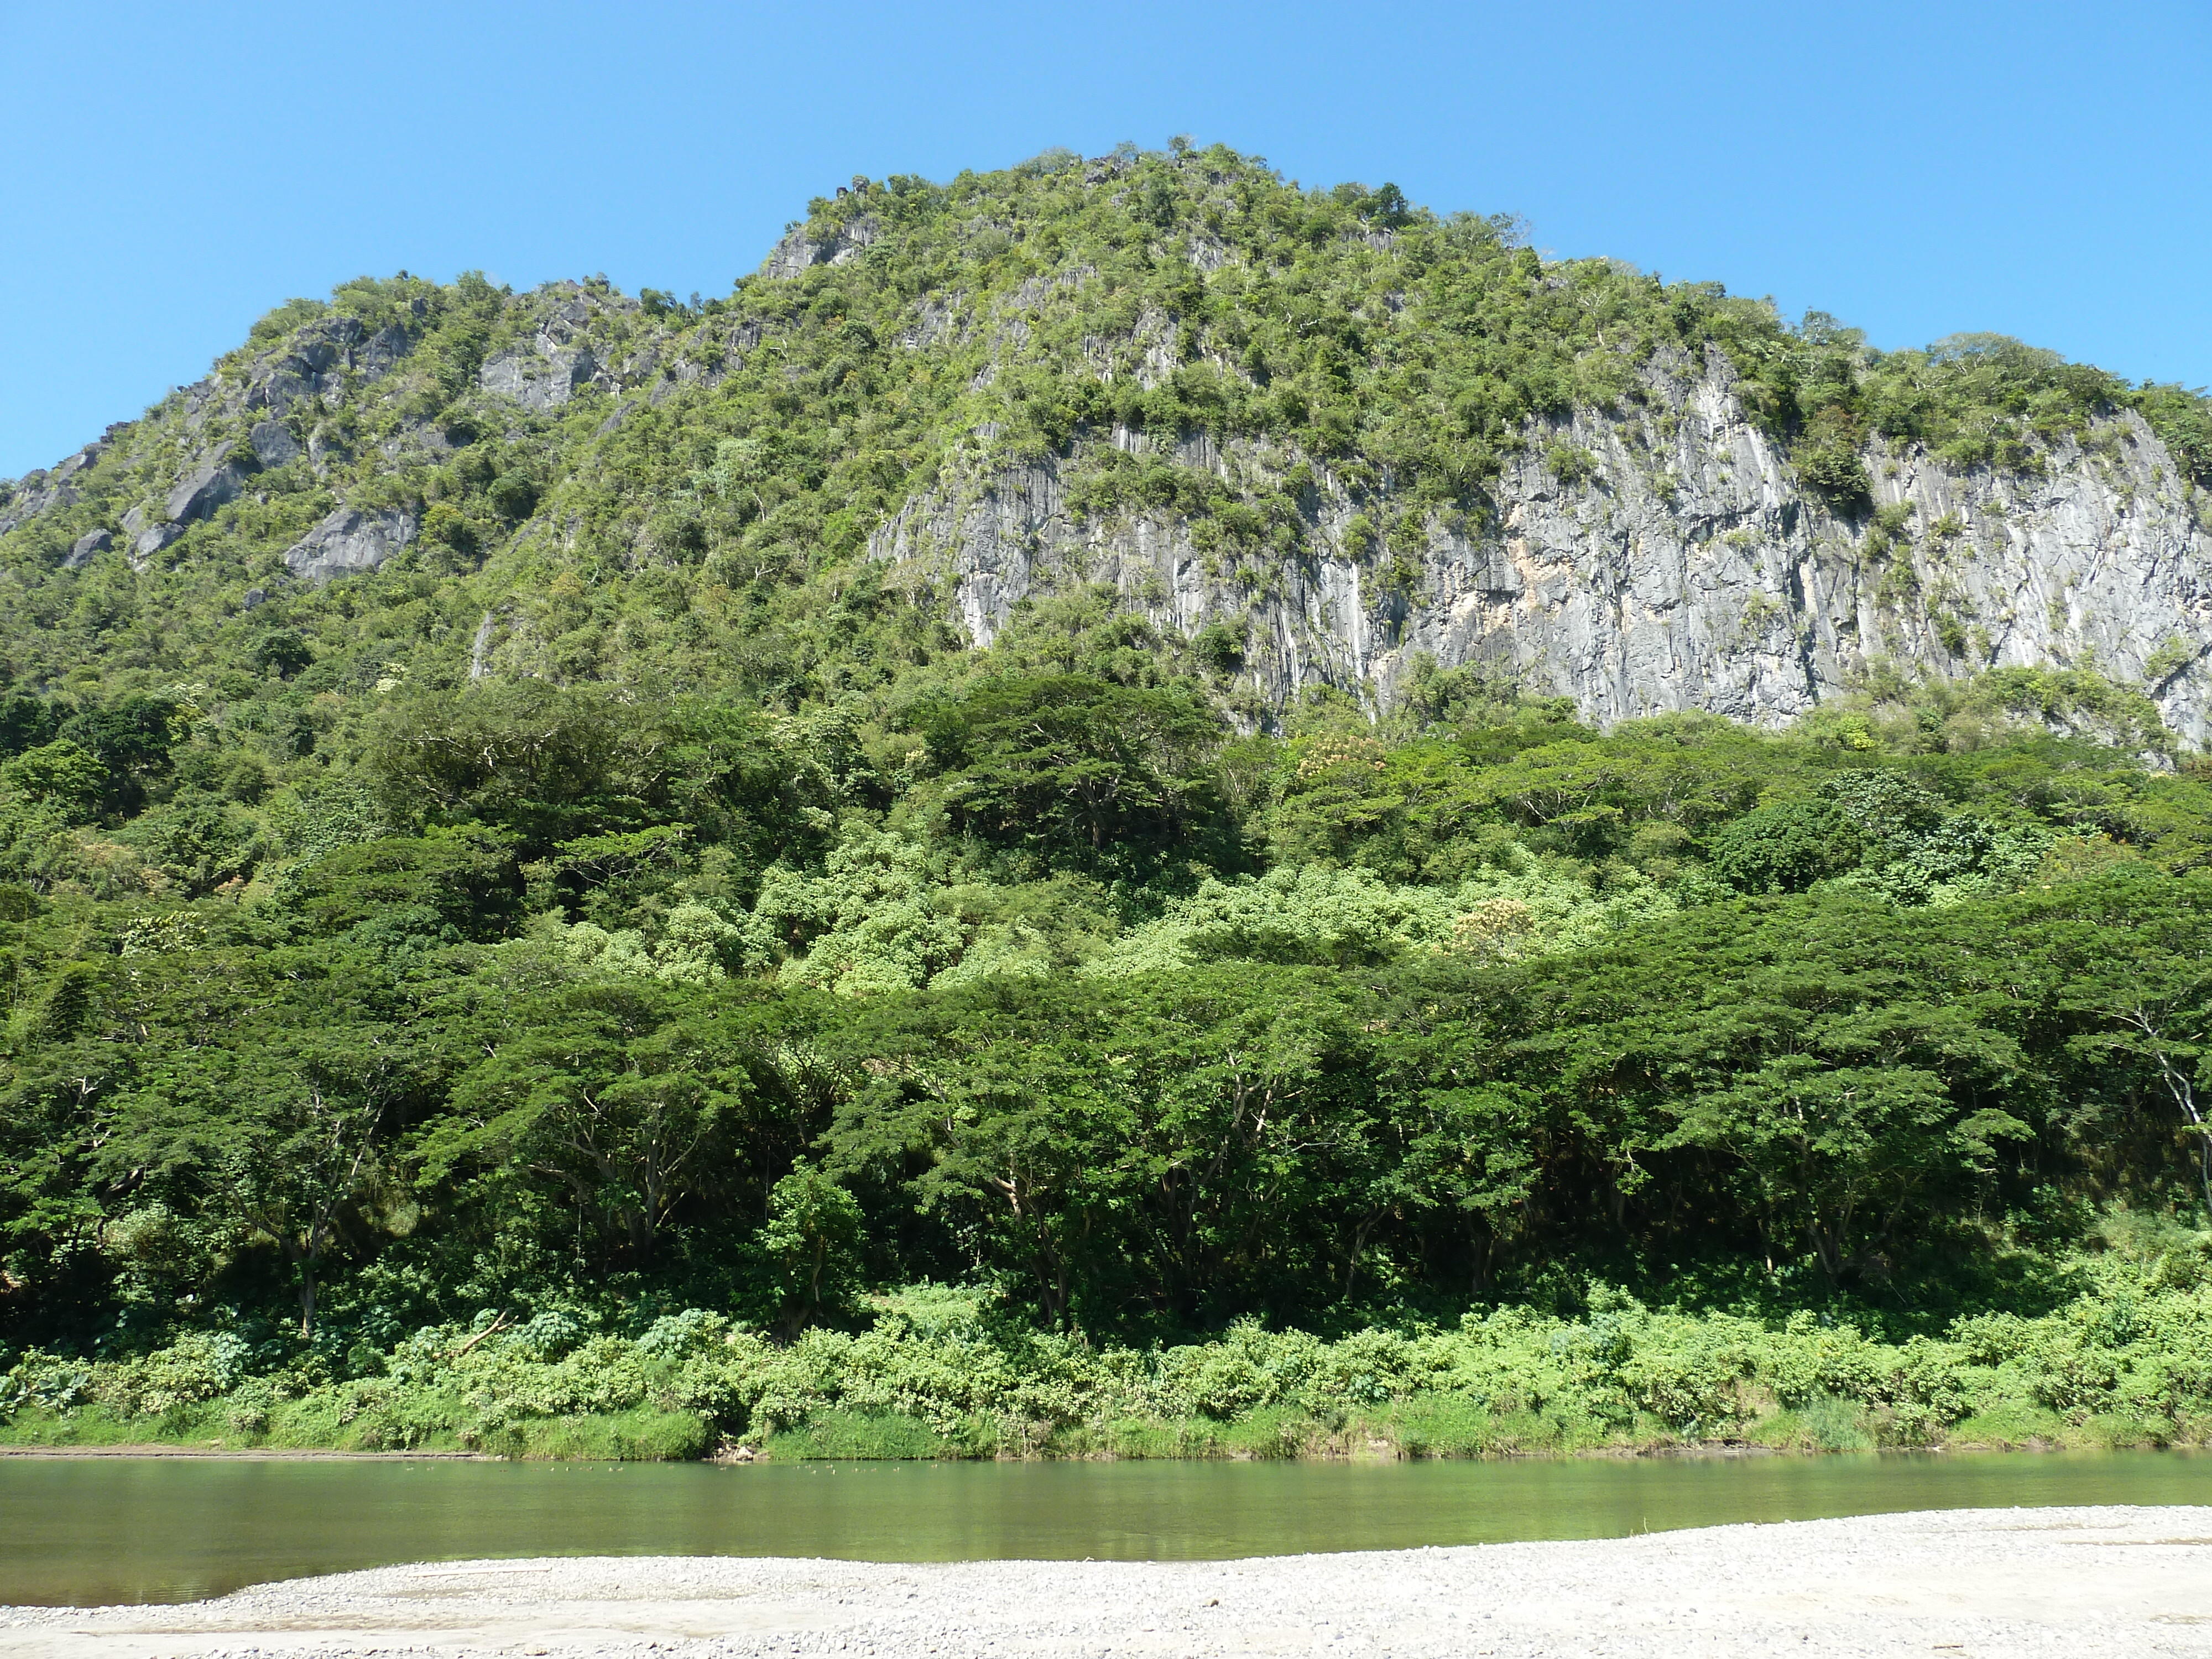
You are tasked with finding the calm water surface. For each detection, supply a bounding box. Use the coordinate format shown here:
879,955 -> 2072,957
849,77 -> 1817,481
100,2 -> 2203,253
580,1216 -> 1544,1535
4,1450 -> 2207,1606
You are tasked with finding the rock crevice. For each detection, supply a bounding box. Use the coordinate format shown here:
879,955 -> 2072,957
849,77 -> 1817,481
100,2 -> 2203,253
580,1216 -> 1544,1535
873,363 -> 2212,740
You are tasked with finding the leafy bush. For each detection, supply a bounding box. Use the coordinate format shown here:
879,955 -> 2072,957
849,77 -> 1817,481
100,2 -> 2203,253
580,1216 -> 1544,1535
9,1222 -> 2212,1457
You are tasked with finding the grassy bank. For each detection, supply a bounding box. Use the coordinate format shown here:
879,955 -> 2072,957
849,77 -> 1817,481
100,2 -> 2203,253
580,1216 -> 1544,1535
7,1224 -> 2211,1463
747,1397 -> 2192,1462
0,1393 -> 2188,1465
0,1401 -> 712,1460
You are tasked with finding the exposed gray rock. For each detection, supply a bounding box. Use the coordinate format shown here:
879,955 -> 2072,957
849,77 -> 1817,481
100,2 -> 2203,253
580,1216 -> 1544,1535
760,230 -> 817,280
293,316 -> 364,368
760,214 -> 880,279
539,294 -> 595,343
64,529 -> 112,570
900,298 -> 961,351
243,587 -> 267,609
378,426 -> 450,464
164,465 -> 240,524
357,324 -> 414,380
248,366 -> 314,415
132,521 -> 184,569
481,343 -> 596,409
166,458 -> 250,525
874,357 -> 2212,744
472,284 -> 662,408
469,609 -> 497,680
281,505 -> 416,583
249,317 -> 371,414
249,420 -> 300,468
177,378 -> 217,431
0,464 -> 85,538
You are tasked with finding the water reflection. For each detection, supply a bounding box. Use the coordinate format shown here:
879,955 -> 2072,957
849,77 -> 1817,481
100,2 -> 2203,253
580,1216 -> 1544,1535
4,1449 -> 2207,1606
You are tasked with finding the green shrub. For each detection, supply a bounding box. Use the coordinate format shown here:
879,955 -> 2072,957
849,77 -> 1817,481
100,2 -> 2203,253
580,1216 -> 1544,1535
12,1223 -> 2211,1459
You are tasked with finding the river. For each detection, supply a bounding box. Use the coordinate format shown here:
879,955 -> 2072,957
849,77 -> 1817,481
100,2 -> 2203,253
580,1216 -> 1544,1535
6,1449 -> 2208,1606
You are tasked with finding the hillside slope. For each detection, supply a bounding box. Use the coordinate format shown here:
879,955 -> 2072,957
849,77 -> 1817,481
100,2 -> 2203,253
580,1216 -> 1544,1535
9,147 -> 2212,1442
4,141 -> 2208,738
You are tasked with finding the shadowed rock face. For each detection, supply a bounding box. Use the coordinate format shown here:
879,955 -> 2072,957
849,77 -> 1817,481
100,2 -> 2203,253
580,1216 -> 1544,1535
0,470 -> 76,538
165,458 -> 252,526
249,420 -> 300,468
283,506 -> 418,583
872,353 -> 2212,742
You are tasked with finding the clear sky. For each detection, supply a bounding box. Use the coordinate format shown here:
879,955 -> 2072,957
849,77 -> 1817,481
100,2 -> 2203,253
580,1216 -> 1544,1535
3,0 -> 2205,478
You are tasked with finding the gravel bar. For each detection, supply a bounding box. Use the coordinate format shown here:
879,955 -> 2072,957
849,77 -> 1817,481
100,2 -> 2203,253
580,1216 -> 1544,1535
4,1505 -> 2209,1658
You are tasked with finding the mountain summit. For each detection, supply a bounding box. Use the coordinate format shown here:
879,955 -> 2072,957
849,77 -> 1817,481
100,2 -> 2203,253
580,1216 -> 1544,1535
4,140 -> 2207,741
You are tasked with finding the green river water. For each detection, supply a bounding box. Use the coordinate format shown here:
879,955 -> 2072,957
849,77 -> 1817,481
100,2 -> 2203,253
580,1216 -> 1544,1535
4,1450 -> 2207,1606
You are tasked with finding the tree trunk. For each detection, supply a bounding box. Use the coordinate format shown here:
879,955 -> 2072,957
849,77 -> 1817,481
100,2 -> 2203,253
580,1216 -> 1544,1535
285,1239 -> 319,1340
2125,1006 -> 2212,1214
1809,1217 -> 1845,1285
1468,1225 -> 1497,1297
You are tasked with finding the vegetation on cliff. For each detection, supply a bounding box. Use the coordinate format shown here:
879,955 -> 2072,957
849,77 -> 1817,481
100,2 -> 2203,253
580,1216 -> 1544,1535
3,143 -> 2211,1456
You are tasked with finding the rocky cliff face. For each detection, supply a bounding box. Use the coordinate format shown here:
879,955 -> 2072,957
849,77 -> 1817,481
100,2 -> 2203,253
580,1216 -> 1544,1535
871,347 -> 2212,742
0,279 -> 662,587
5,148 -> 2205,750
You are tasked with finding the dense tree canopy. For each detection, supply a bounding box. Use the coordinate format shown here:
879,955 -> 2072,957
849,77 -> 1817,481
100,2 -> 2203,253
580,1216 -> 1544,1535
3,148 -> 2211,1450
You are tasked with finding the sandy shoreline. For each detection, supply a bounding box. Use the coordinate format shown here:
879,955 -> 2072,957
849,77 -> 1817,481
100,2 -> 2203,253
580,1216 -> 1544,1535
4,1505 -> 2210,1657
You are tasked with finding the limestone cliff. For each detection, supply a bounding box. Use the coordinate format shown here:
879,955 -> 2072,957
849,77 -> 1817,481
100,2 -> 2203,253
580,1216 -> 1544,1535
4,143 -> 2206,752
870,348 -> 2212,742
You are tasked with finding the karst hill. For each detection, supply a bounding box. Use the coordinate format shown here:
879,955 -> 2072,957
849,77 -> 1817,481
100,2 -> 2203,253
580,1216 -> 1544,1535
12,145 -> 2212,1448
4,139 -> 2207,743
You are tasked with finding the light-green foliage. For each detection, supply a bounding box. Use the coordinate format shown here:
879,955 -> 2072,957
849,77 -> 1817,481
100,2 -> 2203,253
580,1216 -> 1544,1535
1084,853 -> 1673,975
752,828 -> 968,994
9,1223 -> 2211,1457
540,900 -> 743,984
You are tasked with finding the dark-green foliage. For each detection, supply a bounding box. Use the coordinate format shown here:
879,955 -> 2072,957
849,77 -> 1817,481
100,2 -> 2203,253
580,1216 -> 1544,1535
2,144 -> 2211,1448
908,672 -> 1233,875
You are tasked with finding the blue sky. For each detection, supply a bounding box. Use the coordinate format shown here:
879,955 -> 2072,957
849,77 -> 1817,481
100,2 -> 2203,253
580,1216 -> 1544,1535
3,1 -> 2205,478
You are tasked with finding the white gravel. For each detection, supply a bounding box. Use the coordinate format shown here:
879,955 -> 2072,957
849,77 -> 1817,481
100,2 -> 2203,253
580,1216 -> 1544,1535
4,1505 -> 2210,1658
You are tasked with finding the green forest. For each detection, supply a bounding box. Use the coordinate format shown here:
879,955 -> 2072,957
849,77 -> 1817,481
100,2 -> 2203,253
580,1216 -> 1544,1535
4,142 -> 2212,1459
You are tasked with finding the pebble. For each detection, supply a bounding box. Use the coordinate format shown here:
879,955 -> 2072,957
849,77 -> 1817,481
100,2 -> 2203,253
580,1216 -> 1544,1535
3,1506 -> 2210,1657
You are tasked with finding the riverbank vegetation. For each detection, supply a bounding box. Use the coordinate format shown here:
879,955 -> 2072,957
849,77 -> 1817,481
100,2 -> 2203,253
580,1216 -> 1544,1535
6,144 -> 2212,1460
7,1214 -> 2211,1459
6,666 -> 2212,1457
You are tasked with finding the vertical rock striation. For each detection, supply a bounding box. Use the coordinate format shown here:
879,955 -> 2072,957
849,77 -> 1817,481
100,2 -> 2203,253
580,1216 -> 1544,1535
872,353 -> 2212,740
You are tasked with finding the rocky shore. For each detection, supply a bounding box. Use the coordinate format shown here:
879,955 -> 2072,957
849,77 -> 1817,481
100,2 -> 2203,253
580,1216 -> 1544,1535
4,1505 -> 2209,1657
